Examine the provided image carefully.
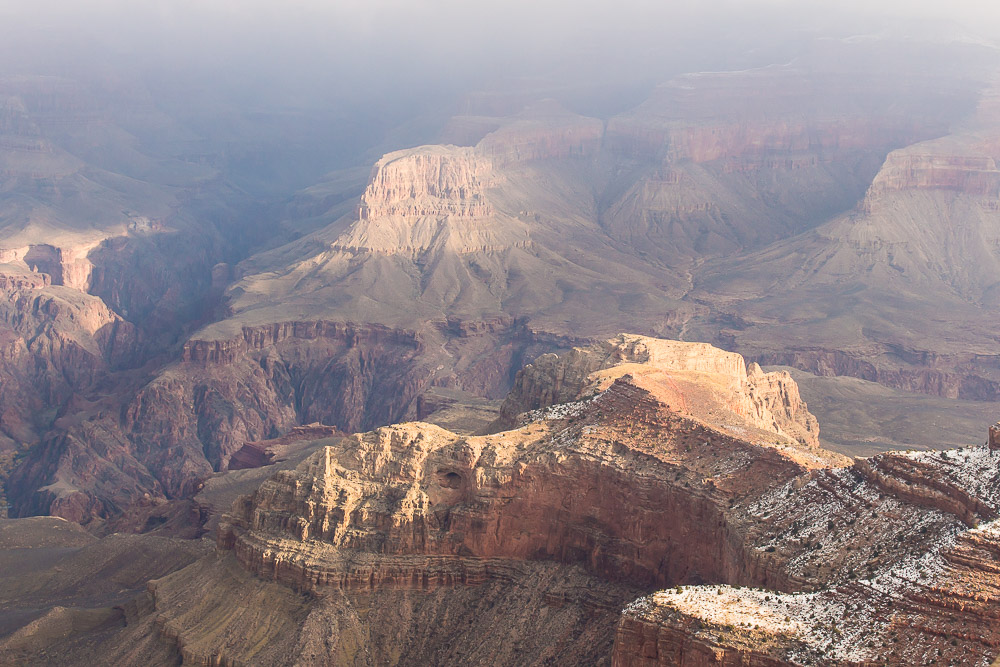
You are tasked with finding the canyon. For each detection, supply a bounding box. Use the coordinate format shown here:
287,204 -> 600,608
0,19 -> 1000,666
4,336 -> 993,665
6,41 -> 1000,523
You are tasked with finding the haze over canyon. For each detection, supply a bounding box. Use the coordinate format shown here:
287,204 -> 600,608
1,2 -> 1000,665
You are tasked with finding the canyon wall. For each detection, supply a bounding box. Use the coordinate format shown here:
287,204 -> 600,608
149,339 -> 1000,665
358,146 -> 496,221
867,152 -> 1000,198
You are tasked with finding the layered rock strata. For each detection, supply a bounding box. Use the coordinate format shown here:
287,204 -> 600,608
140,338 -> 829,663
498,334 -> 819,448
0,263 -> 137,510
614,433 -> 1000,665
154,337 -> 1000,666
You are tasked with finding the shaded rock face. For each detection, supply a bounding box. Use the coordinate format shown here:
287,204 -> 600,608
228,424 -> 340,470
602,62 -> 953,164
0,265 -> 137,508
5,323 -> 425,521
748,348 -> 1000,402
5,315 -> 574,524
113,552 -> 637,667
474,108 -> 605,167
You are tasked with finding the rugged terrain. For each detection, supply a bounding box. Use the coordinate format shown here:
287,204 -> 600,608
1,24 -> 999,591
3,8 -> 1000,667
3,335 -> 991,665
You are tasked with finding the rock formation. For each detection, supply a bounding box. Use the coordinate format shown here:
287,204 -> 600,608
616,443 -> 1000,666
497,334 -> 819,448
79,335 -> 1000,666
357,146 -> 496,222
4,30 -> 1000,534
691,123 -> 1000,401
0,262 -> 137,513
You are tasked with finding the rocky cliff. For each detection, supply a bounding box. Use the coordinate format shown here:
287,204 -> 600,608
97,336 -> 1000,666
173,337 -> 827,664
357,146 -> 495,222
0,263 -> 137,512
866,151 -> 1000,198
616,449 -> 1000,665
498,335 -> 819,448
474,104 -> 604,167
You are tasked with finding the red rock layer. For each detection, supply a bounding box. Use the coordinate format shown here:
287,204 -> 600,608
867,152 -> 1000,198
219,374 -> 819,599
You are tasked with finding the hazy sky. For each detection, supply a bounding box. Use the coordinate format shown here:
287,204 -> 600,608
2,0 -> 999,60
1,0 -> 996,124
1,0 -> 998,188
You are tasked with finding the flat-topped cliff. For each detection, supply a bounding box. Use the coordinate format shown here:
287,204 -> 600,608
357,146 -> 496,221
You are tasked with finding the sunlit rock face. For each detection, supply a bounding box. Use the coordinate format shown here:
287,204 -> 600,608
113,338 -> 1000,665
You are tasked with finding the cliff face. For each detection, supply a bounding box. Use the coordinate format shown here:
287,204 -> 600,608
0,264 -> 137,512
116,336 -> 1000,666
0,242 -> 101,291
615,442 -> 1000,666
603,65 -> 948,165
194,339 -> 826,664
474,109 -> 604,167
221,403 -> 805,596
5,313 -> 581,523
867,151 -> 1000,198
358,146 -> 495,221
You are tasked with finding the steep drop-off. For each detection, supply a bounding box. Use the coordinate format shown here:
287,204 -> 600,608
80,336 -> 1000,666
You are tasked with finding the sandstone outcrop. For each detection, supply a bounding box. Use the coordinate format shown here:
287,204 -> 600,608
498,334 -> 819,448
357,146 -> 496,222
105,336 -> 1000,666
